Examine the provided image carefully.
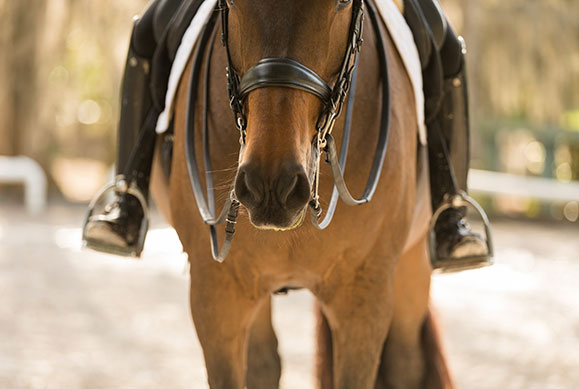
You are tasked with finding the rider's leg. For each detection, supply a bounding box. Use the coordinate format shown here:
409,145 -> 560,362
83,0 -> 182,257
421,1 -> 491,270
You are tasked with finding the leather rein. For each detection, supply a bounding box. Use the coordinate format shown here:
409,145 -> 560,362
185,0 -> 391,262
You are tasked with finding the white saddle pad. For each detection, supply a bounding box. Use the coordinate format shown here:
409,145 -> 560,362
155,0 -> 426,146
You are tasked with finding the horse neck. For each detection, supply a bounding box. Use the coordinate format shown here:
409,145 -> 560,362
331,15 -> 420,202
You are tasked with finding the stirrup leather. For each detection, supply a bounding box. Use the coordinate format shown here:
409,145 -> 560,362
82,176 -> 149,257
429,190 -> 494,272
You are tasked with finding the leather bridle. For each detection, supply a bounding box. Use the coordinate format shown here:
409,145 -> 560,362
185,0 -> 391,262
221,0 -> 364,144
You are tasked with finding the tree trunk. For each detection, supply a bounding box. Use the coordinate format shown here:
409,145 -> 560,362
0,0 -> 46,156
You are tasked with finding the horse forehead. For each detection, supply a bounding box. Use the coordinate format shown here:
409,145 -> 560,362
244,0 -> 333,11
237,0 -> 338,58
243,0 -> 333,29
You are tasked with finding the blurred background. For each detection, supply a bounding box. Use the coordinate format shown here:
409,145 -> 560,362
0,0 -> 578,388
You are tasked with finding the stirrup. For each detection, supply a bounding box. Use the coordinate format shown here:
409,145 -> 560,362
429,190 -> 494,273
82,176 -> 149,257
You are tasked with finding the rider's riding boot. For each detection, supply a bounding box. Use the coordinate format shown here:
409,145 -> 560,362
82,18 -> 155,258
428,33 -> 492,272
83,0 -> 186,257
432,206 -> 489,271
83,176 -> 149,257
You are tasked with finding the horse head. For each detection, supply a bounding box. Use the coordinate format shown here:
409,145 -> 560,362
225,0 -> 357,230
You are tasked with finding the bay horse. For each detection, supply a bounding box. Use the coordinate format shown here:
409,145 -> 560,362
151,0 -> 452,387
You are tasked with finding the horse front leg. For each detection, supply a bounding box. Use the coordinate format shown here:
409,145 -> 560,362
246,296 -> 282,389
317,264 -> 394,389
189,258 -> 261,389
375,238 -> 432,389
376,238 -> 452,389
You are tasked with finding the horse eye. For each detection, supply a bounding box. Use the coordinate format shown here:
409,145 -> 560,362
338,0 -> 352,7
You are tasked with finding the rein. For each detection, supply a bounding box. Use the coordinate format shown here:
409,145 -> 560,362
185,0 -> 391,262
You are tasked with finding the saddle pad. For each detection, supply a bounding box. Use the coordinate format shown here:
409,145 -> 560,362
156,0 -> 217,134
155,0 -> 427,145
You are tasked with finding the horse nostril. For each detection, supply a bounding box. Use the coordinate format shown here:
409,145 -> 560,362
236,162 -> 310,212
235,165 -> 263,207
277,167 -> 310,210
279,175 -> 298,205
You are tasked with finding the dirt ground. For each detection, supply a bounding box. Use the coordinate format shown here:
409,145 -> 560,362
1,203 -> 578,388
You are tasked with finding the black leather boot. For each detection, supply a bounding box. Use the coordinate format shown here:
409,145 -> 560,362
83,17 -> 154,258
83,0 -> 187,257
83,176 -> 149,257
428,39 -> 493,272
404,0 -> 492,271
431,205 -> 491,272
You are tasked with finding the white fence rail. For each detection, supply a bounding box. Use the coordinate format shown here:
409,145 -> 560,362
469,169 -> 579,203
0,156 -> 47,214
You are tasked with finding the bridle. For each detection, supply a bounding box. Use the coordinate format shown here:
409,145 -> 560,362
221,0 -> 364,144
185,0 -> 391,262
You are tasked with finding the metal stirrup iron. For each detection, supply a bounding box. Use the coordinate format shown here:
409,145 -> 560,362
428,133 -> 494,270
429,191 -> 494,271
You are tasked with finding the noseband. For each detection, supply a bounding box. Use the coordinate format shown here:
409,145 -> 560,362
239,58 -> 332,102
185,0 -> 391,262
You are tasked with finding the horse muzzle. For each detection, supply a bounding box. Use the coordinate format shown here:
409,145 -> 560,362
235,161 -> 311,230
